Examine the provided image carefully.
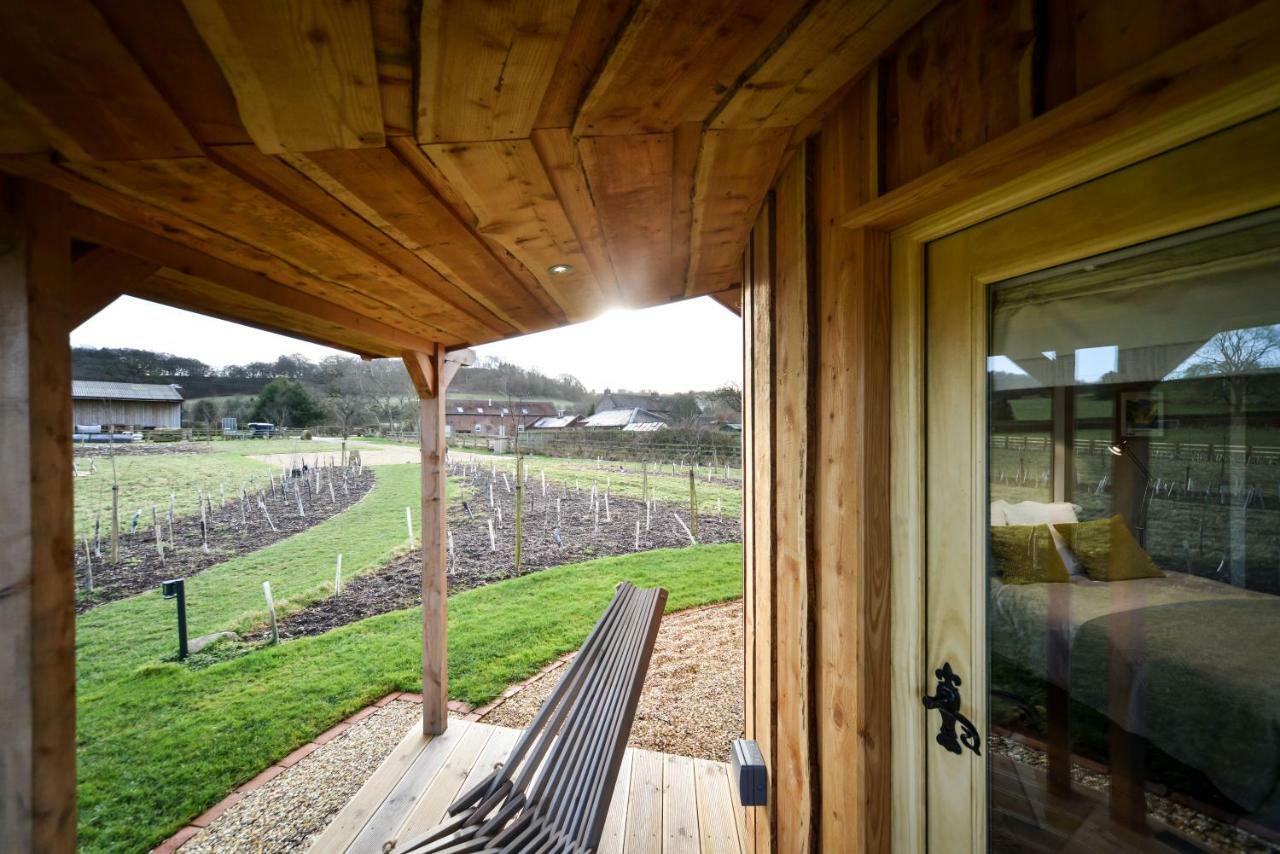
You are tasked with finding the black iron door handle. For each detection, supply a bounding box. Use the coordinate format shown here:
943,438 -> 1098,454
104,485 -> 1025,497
921,662 -> 982,756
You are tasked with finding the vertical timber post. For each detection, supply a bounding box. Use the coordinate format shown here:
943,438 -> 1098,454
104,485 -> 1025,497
0,180 -> 76,852
407,345 -> 448,736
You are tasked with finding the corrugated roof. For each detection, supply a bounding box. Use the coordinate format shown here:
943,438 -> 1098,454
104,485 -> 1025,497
580,407 -> 638,428
530,415 -> 578,429
622,421 -> 667,432
71,381 -> 183,402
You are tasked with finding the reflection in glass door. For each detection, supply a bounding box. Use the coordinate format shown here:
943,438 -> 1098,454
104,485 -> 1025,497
986,212 -> 1280,852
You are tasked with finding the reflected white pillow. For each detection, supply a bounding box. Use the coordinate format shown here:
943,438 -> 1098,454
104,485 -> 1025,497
1001,500 -> 1080,526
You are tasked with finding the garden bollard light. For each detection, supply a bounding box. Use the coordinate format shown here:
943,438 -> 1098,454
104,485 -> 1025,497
161,578 -> 188,660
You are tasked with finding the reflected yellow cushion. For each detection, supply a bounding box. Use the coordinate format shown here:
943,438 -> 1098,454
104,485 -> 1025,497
1054,515 -> 1164,582
990,524 -> 1070,584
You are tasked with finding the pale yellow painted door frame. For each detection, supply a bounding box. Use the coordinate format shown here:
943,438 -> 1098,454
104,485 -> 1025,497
891,110 -> 1280,851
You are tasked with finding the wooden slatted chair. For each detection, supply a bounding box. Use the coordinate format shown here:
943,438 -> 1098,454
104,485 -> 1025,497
389,581 -> 667,854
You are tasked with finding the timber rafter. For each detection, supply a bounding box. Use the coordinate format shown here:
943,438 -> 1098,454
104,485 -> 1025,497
0,0 -> 948,355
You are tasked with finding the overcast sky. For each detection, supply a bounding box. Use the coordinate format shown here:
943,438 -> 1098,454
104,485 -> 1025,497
71,295 -> 743,393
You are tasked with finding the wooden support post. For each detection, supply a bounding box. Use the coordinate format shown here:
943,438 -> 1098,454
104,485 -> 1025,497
0,180 -> 76,852
406,344 -> 452,737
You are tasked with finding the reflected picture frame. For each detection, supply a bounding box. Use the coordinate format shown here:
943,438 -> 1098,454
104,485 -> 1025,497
1121,390 -> 1165,437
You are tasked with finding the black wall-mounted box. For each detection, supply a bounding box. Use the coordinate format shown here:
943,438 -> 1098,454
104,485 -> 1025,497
732,738 -> 767,807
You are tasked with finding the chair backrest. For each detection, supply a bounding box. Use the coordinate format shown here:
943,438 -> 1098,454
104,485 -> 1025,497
398,581 -> 666,854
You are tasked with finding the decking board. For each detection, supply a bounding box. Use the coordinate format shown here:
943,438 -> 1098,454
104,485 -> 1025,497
310,720 -> 745,853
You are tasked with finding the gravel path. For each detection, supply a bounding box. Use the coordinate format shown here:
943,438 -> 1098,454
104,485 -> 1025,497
181,699 -> 424,853
481,600 -> 744,762
184,602 -> 743,850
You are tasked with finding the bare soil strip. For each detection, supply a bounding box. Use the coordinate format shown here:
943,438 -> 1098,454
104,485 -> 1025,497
253,466 -> 740,641
74,468 -> 375,612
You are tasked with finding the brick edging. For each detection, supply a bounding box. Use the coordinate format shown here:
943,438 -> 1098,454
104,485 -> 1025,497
151,691 -> 415,853
153,598 -> 741,851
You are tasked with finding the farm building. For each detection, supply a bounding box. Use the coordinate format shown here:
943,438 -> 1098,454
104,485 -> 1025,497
579,408 -> 669,430
528,414 -> 580,430
445,399 -> 559,436
70,380 -> 182,429
5,2 -> 1280,852
593,390 -> 669,414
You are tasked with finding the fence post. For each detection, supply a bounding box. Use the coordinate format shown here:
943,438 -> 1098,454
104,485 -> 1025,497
689,467 -> 698,540
514,454 -> 524,572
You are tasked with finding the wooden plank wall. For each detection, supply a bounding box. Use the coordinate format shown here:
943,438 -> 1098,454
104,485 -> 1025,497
71,401 -> 182,429
738,1 -> 1261,850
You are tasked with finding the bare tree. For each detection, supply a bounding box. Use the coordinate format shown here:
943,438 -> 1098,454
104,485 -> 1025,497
1185,326 -> 1280,414
318,356 -> 367,437
361,359 -> 413,431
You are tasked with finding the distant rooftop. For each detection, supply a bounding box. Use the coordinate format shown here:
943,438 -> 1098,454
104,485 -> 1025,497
71,381 -> 183,402
580,407 -> 668,428
529,415 -> 579,429
622,421 -> 667,432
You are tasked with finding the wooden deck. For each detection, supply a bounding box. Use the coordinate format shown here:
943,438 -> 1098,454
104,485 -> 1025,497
309,718 -> 749,853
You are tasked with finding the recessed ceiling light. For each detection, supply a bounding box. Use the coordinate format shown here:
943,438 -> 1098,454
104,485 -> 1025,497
548,263 -> 574,276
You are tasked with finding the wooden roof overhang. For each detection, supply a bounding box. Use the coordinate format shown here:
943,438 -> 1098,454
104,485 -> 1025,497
0,0 -> 938,357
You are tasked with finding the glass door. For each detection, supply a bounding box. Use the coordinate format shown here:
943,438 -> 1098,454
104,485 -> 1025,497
922,114 -> 1280,852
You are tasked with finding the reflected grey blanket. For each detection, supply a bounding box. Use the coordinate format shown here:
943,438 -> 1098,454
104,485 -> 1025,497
1071,598 -> 1280,818
991,576 -> 1280,823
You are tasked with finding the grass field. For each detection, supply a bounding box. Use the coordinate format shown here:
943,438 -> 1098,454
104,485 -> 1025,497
450,448 -> 745,518
72,437 -> 335,536
74,449 -> 743,851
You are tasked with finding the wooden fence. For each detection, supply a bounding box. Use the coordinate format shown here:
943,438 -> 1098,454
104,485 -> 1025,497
990,434 -> 1280,465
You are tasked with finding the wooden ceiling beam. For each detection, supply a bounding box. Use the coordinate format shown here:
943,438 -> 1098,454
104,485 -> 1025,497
70,205 -> 447,353
67,247 -> 160,329
686,127 -> 792,296
385,136 -> 567,319
61,154 -> 495,341
207,143 -> 510,337
0,0 -> 199,160
709,0 -> 938,129
301,145 -> 566,329
709,286 -> 743,316
0,152 -> 462,344
417,0 -> 578,143
530,128 -> 622,306
129,270 -> 388,358
533,0 -> 633,130
573,0 -> 805,136
670,122 -> 702,302
370,0 -> 417,137
94,0 -> 252,146
578,133 -> 675,308
423,139 -> 608,322
182,0 -> 385,153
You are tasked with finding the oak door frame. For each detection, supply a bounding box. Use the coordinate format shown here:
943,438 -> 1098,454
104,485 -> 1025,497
873,108 -> 1280,851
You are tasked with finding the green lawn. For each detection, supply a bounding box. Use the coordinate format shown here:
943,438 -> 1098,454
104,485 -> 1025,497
73,450 -> 269,536
72,437 -> 338,536
78,464 -> 422,691
76,456 -> 742,851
